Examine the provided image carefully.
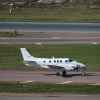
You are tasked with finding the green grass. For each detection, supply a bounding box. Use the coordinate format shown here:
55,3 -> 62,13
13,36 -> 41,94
0,82 -> 100,93
0,44 -> 100,71
1,8 -> 100,22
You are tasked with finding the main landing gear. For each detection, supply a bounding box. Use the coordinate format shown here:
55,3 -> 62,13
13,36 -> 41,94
56,70 -> 67,77
56,67 -> 87,77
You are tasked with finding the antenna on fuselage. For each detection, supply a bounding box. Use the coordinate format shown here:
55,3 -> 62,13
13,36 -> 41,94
52,56 -> 55,59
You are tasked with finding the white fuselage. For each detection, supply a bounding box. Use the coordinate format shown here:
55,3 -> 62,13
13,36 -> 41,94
26,56 -> 86,71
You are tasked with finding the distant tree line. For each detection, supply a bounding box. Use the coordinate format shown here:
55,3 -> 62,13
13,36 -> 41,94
0,0 -> 100,8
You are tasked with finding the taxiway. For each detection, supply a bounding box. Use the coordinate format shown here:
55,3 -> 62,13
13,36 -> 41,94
0,70 -> 100,85
0,32 -> 100,44
0,93 -> 100,100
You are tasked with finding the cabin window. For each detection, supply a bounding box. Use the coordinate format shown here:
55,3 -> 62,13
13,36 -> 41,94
49,60 -> 51,63
43,60 -> 46,63
57,60 -> 59,63
65,60 -> 68,62
60,60 -> 62,63
54,60 -> 56,63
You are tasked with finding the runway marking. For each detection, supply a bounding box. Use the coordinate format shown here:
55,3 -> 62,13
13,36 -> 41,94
20,81 -> 34,84
57,81 -> 72,84
91,42 -> 98,45
34,42 -> 42,45
89,83 -> 100,85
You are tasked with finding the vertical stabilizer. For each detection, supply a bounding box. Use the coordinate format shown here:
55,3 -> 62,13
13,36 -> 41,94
20,48 -> 33,61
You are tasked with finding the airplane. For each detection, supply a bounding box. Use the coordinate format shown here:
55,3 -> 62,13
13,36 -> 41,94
20,48 -> 86,76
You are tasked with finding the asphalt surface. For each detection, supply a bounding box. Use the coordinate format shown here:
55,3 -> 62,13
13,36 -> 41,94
0,70 -> 100,85
0,22 -> 100,33
0,22 -> 100,44
0,93 -> 100,100
0,32 -> 100,44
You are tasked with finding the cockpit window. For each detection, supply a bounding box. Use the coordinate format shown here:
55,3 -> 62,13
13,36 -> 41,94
69,59 -> 73,62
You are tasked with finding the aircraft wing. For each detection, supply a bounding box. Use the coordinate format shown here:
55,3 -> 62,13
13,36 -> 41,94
47,64 -> 74,71
47,65 -> 65,70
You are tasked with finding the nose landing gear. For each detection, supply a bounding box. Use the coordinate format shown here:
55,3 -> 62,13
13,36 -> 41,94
81,67 -> 87,76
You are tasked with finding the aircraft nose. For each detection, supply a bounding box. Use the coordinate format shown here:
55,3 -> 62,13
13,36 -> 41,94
78,63 -> 86,67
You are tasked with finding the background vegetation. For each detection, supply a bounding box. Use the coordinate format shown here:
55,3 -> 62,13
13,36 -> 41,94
0,0 -> 100,22
1,8 -> 100,22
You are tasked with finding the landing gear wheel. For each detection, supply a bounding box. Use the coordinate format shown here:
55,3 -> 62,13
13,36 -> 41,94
56,72 -> 60,76
62,70 -> 67,77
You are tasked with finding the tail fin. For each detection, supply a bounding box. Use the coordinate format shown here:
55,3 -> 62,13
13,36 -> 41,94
20,48 -> 34,61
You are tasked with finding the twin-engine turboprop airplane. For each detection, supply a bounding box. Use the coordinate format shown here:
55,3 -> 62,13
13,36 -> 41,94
20,48 -> 86,76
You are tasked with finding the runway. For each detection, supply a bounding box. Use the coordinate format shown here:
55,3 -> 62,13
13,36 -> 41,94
0,93 -> 100,100
0,70 -> 100,85
0,32 -> 100,44
1,22 -> 100,33
0,22 -> 100,44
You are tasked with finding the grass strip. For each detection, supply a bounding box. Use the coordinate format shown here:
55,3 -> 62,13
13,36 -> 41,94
0,8 -> 100,22
0,44 -> 100,71
0,82 -> 99,94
